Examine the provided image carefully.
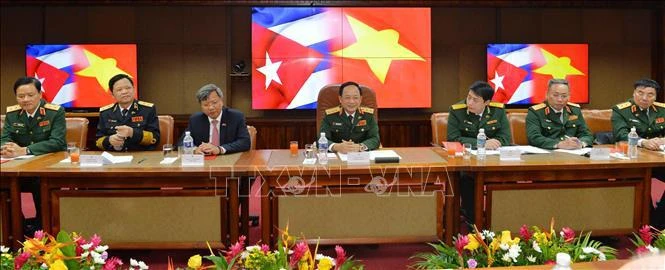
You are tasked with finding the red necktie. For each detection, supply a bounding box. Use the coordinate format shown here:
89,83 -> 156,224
211,119 -> 220,146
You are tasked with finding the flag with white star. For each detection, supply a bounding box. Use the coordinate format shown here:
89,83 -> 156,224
26,44 -> 137,109
487,44 -> 588,105
251,7 -> 431,109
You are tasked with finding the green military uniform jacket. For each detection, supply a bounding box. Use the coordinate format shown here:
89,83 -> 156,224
611,99 -> 665,142
526,101 -> 594,149
446,101 -> 511,147
320,106 -> 380,151
96,100 -> 160,151
0,99 -> 66,155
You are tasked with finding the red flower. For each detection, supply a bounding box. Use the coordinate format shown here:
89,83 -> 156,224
335,245 -> 347,268
561,227 -> 575,243
544,260 -> 556,265
103,257 -> 123,270
74,235 -> 87,256
290,241 -> 308,267
454,235 -> 469,255
90,234 -> 102,248
635,245 -> 650,255
225,235 -> 246,261
638,225 -> 652,245
519,225 -> 532,242
14,252 -> 30,269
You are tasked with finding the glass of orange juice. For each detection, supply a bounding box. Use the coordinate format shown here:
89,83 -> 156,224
289,141 -> 298,157
618,141 -> 628,155
70,147 -> 80,164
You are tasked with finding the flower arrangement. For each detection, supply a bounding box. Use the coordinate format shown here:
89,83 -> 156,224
410,220 -> 616,269
179,227 -> 364,270
629,225 -> 665,255
0,230 -> 148,270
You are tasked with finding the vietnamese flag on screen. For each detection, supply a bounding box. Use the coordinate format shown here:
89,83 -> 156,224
487,44 -> 588,105
251,7 -> 431,109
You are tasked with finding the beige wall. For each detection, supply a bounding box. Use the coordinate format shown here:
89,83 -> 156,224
1,5 -> 660,118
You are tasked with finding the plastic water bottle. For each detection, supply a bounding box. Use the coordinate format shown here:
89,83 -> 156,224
317,132 -> 329,165
183,131 -> 194,155
477,128 -> 487,161
628,126 -> 639,159
552,252 -> 572,270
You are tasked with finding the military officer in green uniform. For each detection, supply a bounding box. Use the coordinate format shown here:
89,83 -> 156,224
447,81 -> 511,149
96,74 -> 160,151
320,81 -> 380,153
1,76 -> 66,157
611,78 -> 665,229
526,79 -> 593,149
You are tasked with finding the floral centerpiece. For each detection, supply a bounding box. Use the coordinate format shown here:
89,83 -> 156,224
410,220 -> 616,269
180,227 -> 364,270
629,225 -> 665,255
0,230 -> 148,270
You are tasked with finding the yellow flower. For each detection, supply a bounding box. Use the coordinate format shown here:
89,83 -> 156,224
533,232 -> 549,244
490,238 -> 500,252
499,230 -> 520,246
188,254 -> 202,269
464,233 -> 480,251
318,257 -> 334,270
49,259 -> 68,270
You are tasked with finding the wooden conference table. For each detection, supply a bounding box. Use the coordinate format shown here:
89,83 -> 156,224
1,146 -> 664,249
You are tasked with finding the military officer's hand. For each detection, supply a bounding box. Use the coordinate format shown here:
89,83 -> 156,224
486,139 -> 502,150
1,143 -> 27,158
197,142 -> 221,155
642,138 -> 662,151
109,134 -> 125,148
556,139 -> 580,150
115,125 -> 134,138
334,140 -> 361,154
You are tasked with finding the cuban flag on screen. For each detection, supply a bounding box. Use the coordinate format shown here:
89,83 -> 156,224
252,7 -> 340,109
26,45 -> 78,107
487,44 -> 588,105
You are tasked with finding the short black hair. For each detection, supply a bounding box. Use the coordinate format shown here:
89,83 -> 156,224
468,81 -> 494,102
108,74 -> 134,92
633,78 -> 661,91
339,81 -> 362,96
13,76 -> 41,95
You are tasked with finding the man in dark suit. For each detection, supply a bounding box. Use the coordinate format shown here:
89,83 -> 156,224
178,84 -> 250,155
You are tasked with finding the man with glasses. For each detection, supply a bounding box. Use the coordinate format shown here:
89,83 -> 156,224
526,78 -> 593,149
612,78 -> 665,229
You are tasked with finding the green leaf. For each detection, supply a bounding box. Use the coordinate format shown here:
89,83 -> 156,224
204,255 -> 227,270
56,231 -> 80,270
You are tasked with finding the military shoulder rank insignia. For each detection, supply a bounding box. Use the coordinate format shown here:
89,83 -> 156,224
99,103 -> 115,112
43,103 -> 61,111
138,100 -> 154,107
566,102 -> 580,108
530,103 -> 546,111
489,102 -> 504,108
360,106 -> 374,114
654,102 -> 665,108
6,104 -> 21,113
325,106 -> 341,115
451,103 -> 467,110
616,102 -> 631,110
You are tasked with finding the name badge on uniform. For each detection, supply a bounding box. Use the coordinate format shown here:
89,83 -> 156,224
630,119 -> 640,123
657,117 -> 665,124
357,120 -> 367,126
486,119 -> 497,125
568,115 -> 578,121
39,120 -> 50,127
13,123 -> 25,127
333,122 -> 343,126
545,119 -> 552,122
131,116 -> 143,123
464,120 -> 473,125
108,119 -> 117,123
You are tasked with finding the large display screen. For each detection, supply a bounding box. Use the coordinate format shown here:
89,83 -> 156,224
252,7 -> 431,109
487,44 -> 588,105
26,44 -> 138,109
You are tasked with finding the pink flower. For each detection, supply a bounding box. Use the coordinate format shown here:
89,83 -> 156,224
33,230 -> 45,240
90,234 -> 102,248
103,257 -> 123,270
290,242 -> 308,267
467,258 -> 478,269
14,252 -> 30,269
635,245 -> 650,255
335,245 -> 347,267
561,227 -> 575,243
225,235 -> 246,261
454,235 -> 469,255
544,260 -> 555,265
639,225 -> 652,245
519,225 -> 532,242
74,235 -> 87,256
260,244 -> 270,254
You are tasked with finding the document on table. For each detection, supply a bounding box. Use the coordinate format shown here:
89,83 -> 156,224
101,151 -> 133,164
338,150 -> 402,161
554,148 -> 592,155
501,145 -> 550,154
1,155 -> 35,161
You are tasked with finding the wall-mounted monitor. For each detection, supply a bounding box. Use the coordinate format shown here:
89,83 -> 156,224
252,7 -> 431,109
26,44 -> 138,110
487,44 -> 588,105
